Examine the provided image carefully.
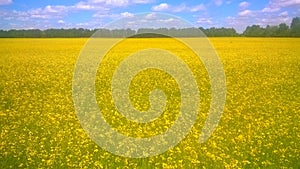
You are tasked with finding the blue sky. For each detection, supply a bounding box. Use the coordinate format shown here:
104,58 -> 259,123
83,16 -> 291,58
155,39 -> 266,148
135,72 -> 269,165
0,0 -> 299,32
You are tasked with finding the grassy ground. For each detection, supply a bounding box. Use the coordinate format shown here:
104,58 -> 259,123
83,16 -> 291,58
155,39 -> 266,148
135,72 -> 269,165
0,38 -> 299,168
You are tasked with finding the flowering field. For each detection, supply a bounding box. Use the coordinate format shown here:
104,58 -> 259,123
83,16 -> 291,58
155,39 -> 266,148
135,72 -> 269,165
0,38 -> 299,168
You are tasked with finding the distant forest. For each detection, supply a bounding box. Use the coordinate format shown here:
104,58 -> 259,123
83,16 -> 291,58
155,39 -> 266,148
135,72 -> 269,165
1,17 -> 299,38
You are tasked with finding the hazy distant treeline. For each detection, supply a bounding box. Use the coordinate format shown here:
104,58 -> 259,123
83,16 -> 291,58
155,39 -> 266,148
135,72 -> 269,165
1,17 -> 299,38
243,17 -> 300,37
0,27 -> 238,38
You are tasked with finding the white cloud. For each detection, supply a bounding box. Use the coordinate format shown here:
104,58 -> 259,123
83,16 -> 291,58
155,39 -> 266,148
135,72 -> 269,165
239,1 -> 250,8
226,16 -> 255,33
238,10 -> 253,17
132,0 -> 153,4
121,12 -> 134,18
214,0 -> 223,6
28,5 -> 67,19
105,0 -> 129,6
89,0 -> 106,3
102,14 -> 191,30
190,4 -> 206,12
258,15 -> 291,27
227,3 -> 293,33
279,11 -> 288,17
74,1 -> 114,11
197,17 -> 213,25
88,0 -> 129,6
44,5 -> 67,13
2,5 -> 68,21
93,11 -> 118,18
224,0 -> 298,33
0,0 -> 12,5
261,0 -> 300,14
261,7 -> 280,13
1,0 -> 156,29
2,10 -> 28,21
172,3 -> 187,12
75,0 -> 151,9
145,13 -> 156,19
2,0 -> 297,31
273,0 -> 300,7
143,16 -> 190,28
89,0 -> 153,5
152,3 -> 169,11
152,3 -> 206,12
157,18 -> 176,23
75,2 -> 95,10
58,20 -> 65,24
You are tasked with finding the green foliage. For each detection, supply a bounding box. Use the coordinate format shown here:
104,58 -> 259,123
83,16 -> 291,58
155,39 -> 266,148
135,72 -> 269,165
242,17 -> 300,37
243,25 -> 266,37
199,27 -> 238,37
0,28 -> 97,38
290,17 -> 300,37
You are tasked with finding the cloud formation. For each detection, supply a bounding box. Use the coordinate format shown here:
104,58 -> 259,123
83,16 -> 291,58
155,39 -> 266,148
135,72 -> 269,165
213,0 -> 223,6
121,12 -> 134,18
0,0 -> 12,5
239,1 -> 250,9
152,3 -> 169,11
151,3 -> 205,12
0,0 -> 299,32
238,10 -> 253,17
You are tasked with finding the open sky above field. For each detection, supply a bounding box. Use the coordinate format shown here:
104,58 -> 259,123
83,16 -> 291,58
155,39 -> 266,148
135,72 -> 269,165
0,0 -> 299,32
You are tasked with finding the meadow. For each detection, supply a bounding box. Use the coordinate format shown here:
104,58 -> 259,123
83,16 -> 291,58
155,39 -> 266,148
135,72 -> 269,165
0,38 -> 299,168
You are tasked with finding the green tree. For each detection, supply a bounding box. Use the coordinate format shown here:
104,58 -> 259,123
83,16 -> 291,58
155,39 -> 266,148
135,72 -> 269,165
243,25 -> 265,37
290,17 -> 300,37
278,23 -> 290,37
265,25 -> 278,37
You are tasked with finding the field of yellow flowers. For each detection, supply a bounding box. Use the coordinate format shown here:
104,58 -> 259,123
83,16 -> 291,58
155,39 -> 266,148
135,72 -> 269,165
0,38 -> 299,168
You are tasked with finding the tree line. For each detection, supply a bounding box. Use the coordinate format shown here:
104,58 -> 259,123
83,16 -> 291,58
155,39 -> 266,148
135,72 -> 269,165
0,17 -> 299,38
243,17 -> 300,37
